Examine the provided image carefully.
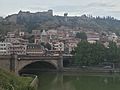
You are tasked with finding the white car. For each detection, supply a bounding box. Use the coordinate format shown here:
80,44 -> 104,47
53,54 -> 59,56
104,66 -> 112,69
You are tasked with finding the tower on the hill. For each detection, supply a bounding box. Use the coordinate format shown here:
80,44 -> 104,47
64,13 -> 68,22
48,10 -> 53,16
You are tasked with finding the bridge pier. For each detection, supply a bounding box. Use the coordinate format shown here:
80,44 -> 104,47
10,54 -> 19,75
57,55 -> 63,72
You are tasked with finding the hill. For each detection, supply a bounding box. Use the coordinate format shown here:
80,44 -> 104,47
1,10 -> 120,35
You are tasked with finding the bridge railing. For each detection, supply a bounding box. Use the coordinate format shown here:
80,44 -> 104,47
17,55 -> 60,60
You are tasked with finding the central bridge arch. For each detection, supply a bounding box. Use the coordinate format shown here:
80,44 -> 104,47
18,59 -> 58,74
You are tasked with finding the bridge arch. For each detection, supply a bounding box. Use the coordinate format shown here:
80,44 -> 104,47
18,60 -> 58,74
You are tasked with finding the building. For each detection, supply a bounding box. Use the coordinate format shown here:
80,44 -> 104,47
5,38 -> 28,45
87,32 -> 100,43
64,13 -> 68,22
7,32 -> 16,38
47,30 -> 58,40
34,36 -> 41,44
108,33 -> 118,42
65,38 -> 80,53
52,41 -> 64,51
32,30 -> 41,36
6,10 -> 53,23
19,31 -> 25,37
9,44 -> 27,55
5,38 -> 27,55
41,30 -> 48,43
26,44 -> 44,55
0,42 -> 12,55
57,30 -> 66,39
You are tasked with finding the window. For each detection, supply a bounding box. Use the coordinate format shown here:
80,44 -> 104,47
4,48 -> 6,50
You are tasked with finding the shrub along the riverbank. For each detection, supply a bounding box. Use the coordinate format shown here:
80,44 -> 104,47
0,68 -> 34,90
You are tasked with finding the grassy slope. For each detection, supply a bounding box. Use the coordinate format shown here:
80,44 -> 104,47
0,68 -> 33,90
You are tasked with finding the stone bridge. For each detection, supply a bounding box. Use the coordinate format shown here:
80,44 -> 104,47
0,55 -> 64,74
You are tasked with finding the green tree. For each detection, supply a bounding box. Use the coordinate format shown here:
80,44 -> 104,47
75,41 -> 105,66
41,42 -> 45,46
45,43 -> 52,50
75,41 -> 91,66
75,32 -> 87,40
28,35 -> 35,43
106,42 -> 120,64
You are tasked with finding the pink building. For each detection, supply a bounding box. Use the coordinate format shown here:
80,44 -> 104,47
87,32 -> 100,43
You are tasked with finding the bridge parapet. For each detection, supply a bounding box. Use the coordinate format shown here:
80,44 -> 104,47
0,55 -> 11,60
18,55 -> 60,60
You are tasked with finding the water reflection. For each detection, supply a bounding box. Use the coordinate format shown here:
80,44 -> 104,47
37,73 -> 120,90
104,78 -> 108,84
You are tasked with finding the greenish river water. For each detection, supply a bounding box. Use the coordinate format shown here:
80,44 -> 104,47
37,73 -> 120,90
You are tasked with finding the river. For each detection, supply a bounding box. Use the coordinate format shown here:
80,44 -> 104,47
36,72 -> 120,90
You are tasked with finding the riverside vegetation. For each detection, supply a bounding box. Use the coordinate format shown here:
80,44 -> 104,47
0,68 -> 35,90
74,41 -> 120,66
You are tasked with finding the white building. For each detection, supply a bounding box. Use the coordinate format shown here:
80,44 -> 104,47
19,31 -> 25,37
108,33 -> 118,42
41,30 -> 48,43
7,32 -> 15,38
47,29 -> 57,40
34,37 -> 41,44
0,42 -> 12,55
65,38 -> 80,53
32,30 -> 41,36
52,42 -> 64,51
5,38 -> 27,55
5,38 -> 28,45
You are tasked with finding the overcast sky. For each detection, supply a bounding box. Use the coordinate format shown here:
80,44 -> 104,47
1,0 -> 120,19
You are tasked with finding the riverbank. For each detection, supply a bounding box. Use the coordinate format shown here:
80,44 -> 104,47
0,68 -> 34,90
63,67 -> 120,73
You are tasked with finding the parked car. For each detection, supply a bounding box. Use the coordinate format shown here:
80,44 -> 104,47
53,54 -> 59,56
104,66 -> 112,69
